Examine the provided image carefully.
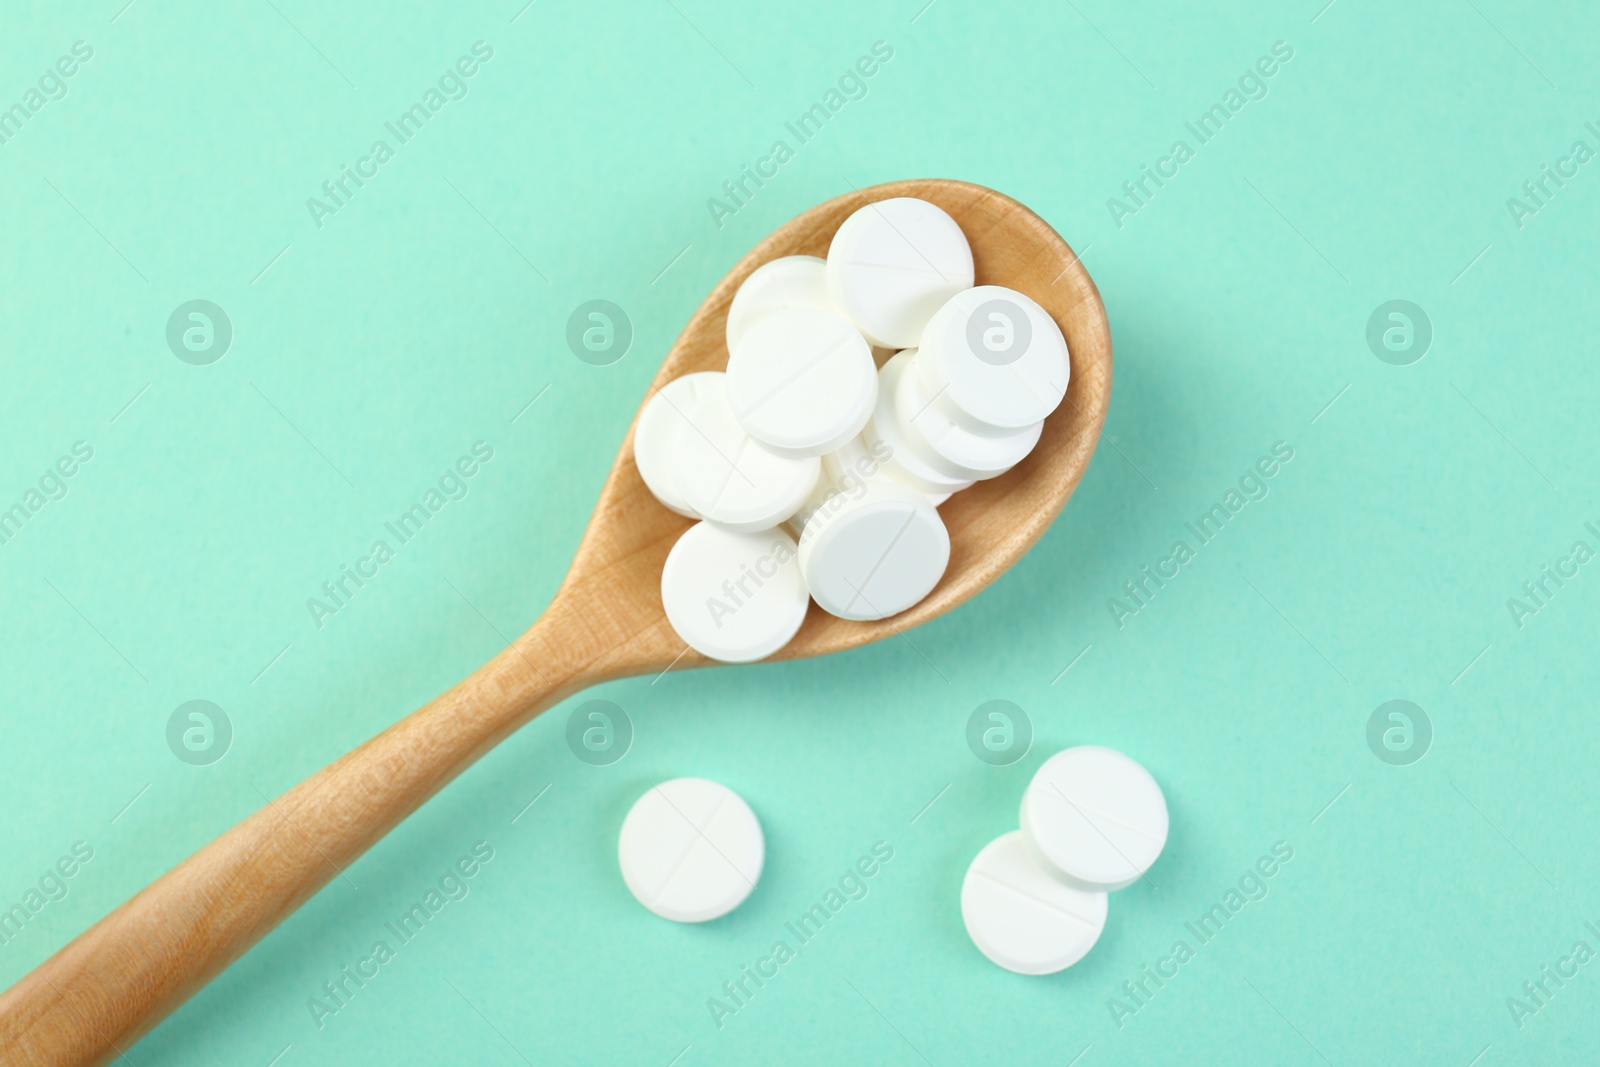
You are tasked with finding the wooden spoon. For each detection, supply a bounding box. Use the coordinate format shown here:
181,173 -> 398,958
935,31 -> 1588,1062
0,178 -> 1111,1065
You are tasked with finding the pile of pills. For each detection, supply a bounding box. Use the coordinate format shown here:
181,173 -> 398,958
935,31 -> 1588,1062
635,197 -> 1072,662
962,746 -> 1168,975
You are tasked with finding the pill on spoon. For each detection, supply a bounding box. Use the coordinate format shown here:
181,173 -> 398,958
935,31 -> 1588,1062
1019,746 -> 1169,892
674,387 -> 820,532
661,522 -> 808,662
786,438 -> 941,535
726,307 -> 876,459
862,354 -> 975,498
822,437 -> 972,506
961,830 -> 1107,975
725,255 -> 831,351
895,348 -> 1042,481
826,197 -> 975,349
619,778 -> 764,923
796,476 -> 948,621
633,371 -> 724,517
917,285 -> 1070,435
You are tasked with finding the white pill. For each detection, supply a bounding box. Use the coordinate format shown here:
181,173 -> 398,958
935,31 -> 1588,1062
661,522 -> 808,662
633,372 -> 724,518
961,831 -> 1107,975
784,440 -> 899,538
797,475 -> 948,621
725,255 -> 831,352
785,440 -> 962,533
917,285 -> 1070,435
826,197 -> 975,349
726,307 -> 876,458
674,388 -> 820,532
820,436 -> 892,491
1020,746 -> 1169,892
619,778 -> 764,923
862,354 -> 974,498
895,348 -> 1043,481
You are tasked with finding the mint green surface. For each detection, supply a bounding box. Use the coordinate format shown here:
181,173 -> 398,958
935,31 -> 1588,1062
3,1 -> 1599,1063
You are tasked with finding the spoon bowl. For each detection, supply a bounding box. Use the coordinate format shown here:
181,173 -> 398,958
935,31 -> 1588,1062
577,178 -> 1111,677
0,178 -> 1110,1067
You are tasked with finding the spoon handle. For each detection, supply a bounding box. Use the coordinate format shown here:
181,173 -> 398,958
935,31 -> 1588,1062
0,608 -> 589,1067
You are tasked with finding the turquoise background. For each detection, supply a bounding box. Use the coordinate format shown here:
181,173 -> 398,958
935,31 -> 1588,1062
3,0 -> 1598,1063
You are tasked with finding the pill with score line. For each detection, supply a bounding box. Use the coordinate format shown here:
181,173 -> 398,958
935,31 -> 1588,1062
961,830 -> 1108,975
1019,746 -> 1169,892
619,778 -> 764,923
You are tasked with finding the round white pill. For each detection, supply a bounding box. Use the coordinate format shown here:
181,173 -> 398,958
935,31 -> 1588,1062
1020,746 -> 1169,892
633,372 -> 724,518
961,831 -> 1107,975
660,522 -> 808,662
787,440 -> 963,534
895,348 -> 1043,481
619,778 -> 764,923
820,436 -> 891,491
674,389 -> 820,532
917,285 -> 1070,435
863,353 -> 975,497
726,307 -> 876,458
797,476 -> 949,621
826,197 -> 975,349
725,255 -> 831,352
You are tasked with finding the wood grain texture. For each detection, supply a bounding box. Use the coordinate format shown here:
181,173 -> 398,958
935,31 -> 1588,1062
0,178 -> 1110,1066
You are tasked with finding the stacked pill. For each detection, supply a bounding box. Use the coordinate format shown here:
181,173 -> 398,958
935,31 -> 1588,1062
962,746 -> 1168,975
636,197 -> 1072,662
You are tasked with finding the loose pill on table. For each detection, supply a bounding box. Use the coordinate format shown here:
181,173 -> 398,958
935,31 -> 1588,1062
661,521 -> 808,662
961,830 -> 1108,975
619,777 -> 764,923
633,371 -> 724,518
674,387 -> 820,532
826,197 -> 975,349
796,475 -> 949,621
1019,746 -> 1169,892
862,354 -> 975,498
917,285 -> 1070,435
725,255 -> 832,351
726,307 -> 876,459
894,348 -> 1043,481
